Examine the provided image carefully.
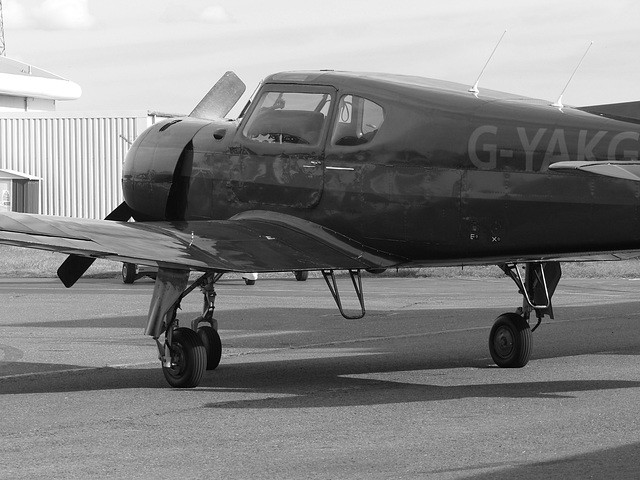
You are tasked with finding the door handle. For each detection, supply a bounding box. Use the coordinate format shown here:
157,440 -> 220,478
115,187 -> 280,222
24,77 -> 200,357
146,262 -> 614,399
325,166 -> 355,171
303,160 -> 323,168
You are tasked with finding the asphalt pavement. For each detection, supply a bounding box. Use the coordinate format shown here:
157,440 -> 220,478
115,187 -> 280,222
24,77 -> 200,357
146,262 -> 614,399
1,275 -> 639,479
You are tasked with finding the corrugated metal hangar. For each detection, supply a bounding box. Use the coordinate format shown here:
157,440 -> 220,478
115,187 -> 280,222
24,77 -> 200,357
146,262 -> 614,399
0,111 -> 149,218
0,56 -> 150,219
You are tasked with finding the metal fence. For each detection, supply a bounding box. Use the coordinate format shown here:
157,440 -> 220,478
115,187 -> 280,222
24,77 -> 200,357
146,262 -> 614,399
0,111 -> 149,219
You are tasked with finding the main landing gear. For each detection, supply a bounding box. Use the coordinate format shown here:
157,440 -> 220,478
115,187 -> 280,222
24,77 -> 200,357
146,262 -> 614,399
490,261 -> 561,368
144,263 -> 559,387
145,269 -> 223,388
147,267 -> 367,388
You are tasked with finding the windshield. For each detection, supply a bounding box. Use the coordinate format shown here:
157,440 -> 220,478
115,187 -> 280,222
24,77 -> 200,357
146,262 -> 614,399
242,91 -> 332,146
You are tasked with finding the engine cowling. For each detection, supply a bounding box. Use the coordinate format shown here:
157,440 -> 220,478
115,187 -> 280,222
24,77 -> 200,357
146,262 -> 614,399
123,118 -> 208,220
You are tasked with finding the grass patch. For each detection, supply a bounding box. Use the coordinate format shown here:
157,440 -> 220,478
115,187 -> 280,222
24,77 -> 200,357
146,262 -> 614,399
2,244 -> 640,279
380,261 -> 640,279
0,245 -> 120,279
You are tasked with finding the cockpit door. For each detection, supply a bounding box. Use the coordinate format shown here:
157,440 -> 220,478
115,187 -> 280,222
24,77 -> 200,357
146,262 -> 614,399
229,85 -> 335,209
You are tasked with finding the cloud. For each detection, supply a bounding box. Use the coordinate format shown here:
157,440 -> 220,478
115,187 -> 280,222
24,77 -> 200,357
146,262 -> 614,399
5,0 -> 95,30
35,0 -> 95,29
3,1 -> 34,29
158,3 -> 231,24
199,6 -> 231,23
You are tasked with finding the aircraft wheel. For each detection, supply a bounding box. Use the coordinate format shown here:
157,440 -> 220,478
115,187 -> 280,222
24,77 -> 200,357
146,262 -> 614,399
162,327 -> 206,388
122,262 -> 136,284
294,270 -> 308,281
489,312 -> 532,368
198,325 -> 222,370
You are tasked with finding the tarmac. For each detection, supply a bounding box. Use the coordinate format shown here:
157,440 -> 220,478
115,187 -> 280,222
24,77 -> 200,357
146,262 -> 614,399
1,275 -> 639,479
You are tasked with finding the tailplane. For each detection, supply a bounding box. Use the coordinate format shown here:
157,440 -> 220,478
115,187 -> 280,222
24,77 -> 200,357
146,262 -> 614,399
578,101 -> 640,124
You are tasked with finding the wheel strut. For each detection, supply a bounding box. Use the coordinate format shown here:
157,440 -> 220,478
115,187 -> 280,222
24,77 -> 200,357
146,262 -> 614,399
499,261 -> 561,323
146,269 -> 224,387
489,261 -> 562,369
190,273 -> 221,332
190,273 -> 223,370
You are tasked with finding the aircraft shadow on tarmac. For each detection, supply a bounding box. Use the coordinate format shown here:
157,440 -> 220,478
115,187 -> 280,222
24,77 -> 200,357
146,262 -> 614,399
445,441 -> 640,480
2,303 -> 639,399
2,345 -> 640,408
9,315 -> 148,329
3,352 -> 639,478
198,354 -> 640,409
0,363 -> 169,393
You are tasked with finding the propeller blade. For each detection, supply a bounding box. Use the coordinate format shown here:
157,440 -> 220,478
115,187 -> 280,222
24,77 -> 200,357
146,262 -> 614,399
57,255 -> 96,288
104,201 -> 134,221
189,71 -> 246,120
56,202 -> 134,288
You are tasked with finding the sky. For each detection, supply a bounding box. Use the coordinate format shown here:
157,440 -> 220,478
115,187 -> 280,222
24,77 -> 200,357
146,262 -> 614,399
4,0 -> 640,115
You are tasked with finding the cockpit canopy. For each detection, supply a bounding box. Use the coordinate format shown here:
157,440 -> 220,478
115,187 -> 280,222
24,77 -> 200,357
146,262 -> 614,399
241,87 -> 385,148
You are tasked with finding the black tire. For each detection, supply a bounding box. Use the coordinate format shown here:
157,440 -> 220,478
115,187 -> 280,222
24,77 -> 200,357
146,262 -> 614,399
162,327 -> 207,388
489,312 -> 532,368
198,325 -> 222,370
122,263 -> 136,284
294,270 -> 308,281
244,278 -> 256,285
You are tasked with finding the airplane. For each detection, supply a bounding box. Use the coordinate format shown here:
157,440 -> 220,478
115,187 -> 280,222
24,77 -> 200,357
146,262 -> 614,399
2,69 -> 640,388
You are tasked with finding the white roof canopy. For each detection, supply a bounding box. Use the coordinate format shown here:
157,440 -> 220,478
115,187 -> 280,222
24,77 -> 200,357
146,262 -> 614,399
0,56 -> 81,101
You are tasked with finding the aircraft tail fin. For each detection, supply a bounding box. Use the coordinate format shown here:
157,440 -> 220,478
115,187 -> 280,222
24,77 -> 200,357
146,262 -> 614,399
578,101 -> 640,124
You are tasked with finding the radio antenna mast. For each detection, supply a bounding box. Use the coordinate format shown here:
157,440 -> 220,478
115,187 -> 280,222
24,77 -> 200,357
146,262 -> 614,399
552,41 -> 594,109
469,30 -> 507,96
0,0 -> 6,56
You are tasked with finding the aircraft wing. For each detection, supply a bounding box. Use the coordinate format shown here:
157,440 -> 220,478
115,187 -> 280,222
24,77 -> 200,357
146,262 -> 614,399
0,210 -> 405,274
549,161 -> 640,181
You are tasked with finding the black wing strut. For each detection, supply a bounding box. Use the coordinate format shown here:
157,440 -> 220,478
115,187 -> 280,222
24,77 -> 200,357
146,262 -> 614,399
321,269 -> 366,319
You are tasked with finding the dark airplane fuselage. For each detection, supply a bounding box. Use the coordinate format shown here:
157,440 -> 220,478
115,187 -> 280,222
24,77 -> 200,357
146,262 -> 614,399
123,72 -> 640,266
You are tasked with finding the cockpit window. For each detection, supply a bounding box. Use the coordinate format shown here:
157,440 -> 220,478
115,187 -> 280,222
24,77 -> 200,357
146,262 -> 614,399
331,95 -> 384,146
242,91 -> 331,146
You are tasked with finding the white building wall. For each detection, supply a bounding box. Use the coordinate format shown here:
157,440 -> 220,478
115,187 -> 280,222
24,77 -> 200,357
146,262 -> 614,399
0,94 -> 56,112
0,111 -> 149,219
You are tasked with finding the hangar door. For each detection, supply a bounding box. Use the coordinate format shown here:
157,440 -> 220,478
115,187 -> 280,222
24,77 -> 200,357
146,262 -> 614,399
0,169 -> 41,214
